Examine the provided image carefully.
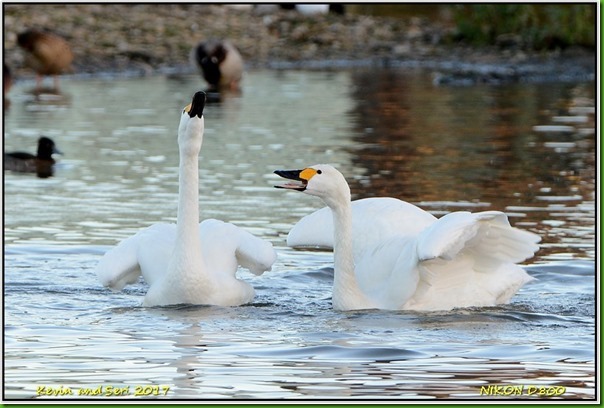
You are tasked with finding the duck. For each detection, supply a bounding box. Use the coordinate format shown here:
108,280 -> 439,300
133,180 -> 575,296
17,29 -> 73,90
4,136 -> 62,178
191,40 -> 243,92
275,164 -> 540,311
96,91 -> 277,307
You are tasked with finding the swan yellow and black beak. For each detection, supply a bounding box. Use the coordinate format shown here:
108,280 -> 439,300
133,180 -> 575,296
183,91 -> 206,118
274,168 -> 319,191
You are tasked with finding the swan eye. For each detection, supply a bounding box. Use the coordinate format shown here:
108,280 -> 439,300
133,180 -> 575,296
316,170 -> 322,175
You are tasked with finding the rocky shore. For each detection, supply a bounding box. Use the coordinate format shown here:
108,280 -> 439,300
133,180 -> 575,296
3,3 -> 596,84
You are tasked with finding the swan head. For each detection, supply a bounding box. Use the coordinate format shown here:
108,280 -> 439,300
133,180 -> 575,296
274,164 -> 351,208
178,91 -> 206,155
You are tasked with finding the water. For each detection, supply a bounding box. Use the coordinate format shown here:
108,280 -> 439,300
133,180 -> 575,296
3,69 -> 596,400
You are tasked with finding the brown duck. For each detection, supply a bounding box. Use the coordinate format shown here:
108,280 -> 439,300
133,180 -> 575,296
17,29 -> 73,90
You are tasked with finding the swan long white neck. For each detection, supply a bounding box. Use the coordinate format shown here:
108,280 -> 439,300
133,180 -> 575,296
326,187 -> 369,310
169,114 -> 205,279
175,146 -> 201,248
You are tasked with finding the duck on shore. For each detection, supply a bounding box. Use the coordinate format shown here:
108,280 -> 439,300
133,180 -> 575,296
17,29 -> 74,90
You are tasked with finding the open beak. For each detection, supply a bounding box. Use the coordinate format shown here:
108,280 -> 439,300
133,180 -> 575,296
274,169 -> 307,191
187,91 -> 206,118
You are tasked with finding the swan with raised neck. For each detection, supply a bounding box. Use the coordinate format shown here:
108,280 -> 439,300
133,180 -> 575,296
156,91 -> 210,305
96,91 -> 276,307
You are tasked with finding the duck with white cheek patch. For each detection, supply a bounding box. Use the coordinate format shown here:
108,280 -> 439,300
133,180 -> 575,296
275,164 -> 540,312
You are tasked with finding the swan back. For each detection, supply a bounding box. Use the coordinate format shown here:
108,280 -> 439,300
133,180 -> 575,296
287,197 -> 436,251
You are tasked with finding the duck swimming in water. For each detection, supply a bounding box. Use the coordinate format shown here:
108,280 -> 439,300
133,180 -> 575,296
4,136 -> 62,178
191,39 -> 243,93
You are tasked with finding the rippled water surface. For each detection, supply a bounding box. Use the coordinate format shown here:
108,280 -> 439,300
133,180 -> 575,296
3,69 -> 596,400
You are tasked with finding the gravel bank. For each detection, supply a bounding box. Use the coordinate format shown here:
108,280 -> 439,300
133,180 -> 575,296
3,4 -> 596,84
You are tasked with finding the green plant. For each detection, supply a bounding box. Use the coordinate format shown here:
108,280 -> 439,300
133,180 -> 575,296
453,4 -> 595,49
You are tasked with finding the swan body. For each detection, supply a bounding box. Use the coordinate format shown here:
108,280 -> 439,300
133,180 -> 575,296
96,91 -> 276,307
275,164 -> 540,311
97,220 -> 277,306
191,40 -> 243,92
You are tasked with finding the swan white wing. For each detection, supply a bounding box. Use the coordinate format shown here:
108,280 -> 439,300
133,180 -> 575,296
407,211 -> 540,310
286,205 -> 333,248
234,231 -> 278,276
350,211 -> 540,311
95,224 -> 175,290
287,197 -> 436,251
199,219 -> 277,277
417,211 -> 540,264
95,234 -> 142,291
408,257 -> 535,310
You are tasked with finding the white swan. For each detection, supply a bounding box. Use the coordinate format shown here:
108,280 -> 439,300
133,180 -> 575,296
275,164 -> 540,311
96,91 -> 276,307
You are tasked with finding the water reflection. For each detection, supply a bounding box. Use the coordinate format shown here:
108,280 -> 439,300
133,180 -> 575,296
347,69 -> 594,203
346,69 -> 595,260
